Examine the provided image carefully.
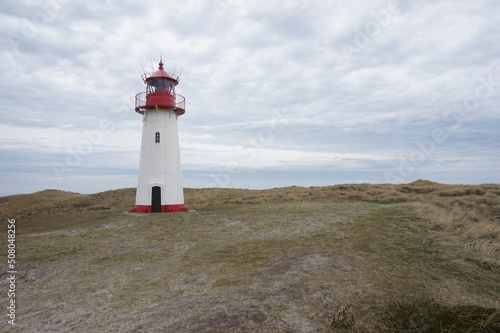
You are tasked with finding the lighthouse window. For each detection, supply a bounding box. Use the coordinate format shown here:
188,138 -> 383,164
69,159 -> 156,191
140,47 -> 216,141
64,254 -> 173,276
165,80 -> 175,93
147,79 -> 175,94
155,132 -> 160,143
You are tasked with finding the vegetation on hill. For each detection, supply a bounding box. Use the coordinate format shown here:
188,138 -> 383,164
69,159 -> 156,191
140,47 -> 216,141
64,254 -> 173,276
0,181 -> 498,332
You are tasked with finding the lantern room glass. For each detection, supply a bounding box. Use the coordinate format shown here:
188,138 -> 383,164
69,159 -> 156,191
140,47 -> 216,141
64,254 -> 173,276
147,79 -> 175,94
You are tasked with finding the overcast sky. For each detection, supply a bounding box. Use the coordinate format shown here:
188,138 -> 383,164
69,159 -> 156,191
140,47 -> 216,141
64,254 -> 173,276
1,0 -> 499,196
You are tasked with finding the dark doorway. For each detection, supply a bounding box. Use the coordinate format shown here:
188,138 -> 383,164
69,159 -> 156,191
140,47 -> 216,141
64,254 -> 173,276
151,186 -> 162,213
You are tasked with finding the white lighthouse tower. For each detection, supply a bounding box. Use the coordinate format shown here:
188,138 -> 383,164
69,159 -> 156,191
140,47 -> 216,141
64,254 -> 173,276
130,58 -> 188,213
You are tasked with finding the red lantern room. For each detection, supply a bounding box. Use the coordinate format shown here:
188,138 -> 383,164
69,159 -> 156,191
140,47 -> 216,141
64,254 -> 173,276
135,60 -> 186,115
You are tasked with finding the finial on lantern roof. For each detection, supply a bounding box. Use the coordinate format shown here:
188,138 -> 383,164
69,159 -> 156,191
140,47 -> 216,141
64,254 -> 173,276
159,55 -> 164,70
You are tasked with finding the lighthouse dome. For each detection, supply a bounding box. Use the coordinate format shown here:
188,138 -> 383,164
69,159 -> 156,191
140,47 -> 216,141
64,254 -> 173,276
148,60 -> 179,85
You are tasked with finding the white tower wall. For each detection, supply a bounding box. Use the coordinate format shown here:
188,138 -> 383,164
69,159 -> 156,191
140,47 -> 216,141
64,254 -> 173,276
135,107 -> 185,211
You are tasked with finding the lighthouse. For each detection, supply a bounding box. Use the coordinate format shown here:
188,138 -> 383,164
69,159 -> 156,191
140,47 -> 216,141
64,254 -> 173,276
130,58 -> 188,213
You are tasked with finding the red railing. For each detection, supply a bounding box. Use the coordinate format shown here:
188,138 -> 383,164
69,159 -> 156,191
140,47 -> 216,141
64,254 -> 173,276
135,92 -> 146,111
135,92 -> 186,115
175,94 -> 185,113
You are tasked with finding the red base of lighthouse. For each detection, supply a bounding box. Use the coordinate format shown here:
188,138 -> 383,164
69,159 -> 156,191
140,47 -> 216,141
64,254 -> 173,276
129,204 -> 189,214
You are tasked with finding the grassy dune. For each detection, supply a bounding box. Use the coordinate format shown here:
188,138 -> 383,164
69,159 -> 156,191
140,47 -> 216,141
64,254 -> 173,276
0,181 -> 499,332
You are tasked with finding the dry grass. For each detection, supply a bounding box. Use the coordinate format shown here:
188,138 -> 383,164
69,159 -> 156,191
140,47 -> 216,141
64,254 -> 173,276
0,180 -> 499,332
0,188 -> 135,220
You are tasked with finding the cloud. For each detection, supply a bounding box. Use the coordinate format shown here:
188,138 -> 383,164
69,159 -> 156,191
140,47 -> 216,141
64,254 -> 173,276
0,0 -> 499,195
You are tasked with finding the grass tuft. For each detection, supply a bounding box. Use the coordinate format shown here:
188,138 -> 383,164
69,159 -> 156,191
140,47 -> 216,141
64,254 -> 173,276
379,298 -> 500,333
